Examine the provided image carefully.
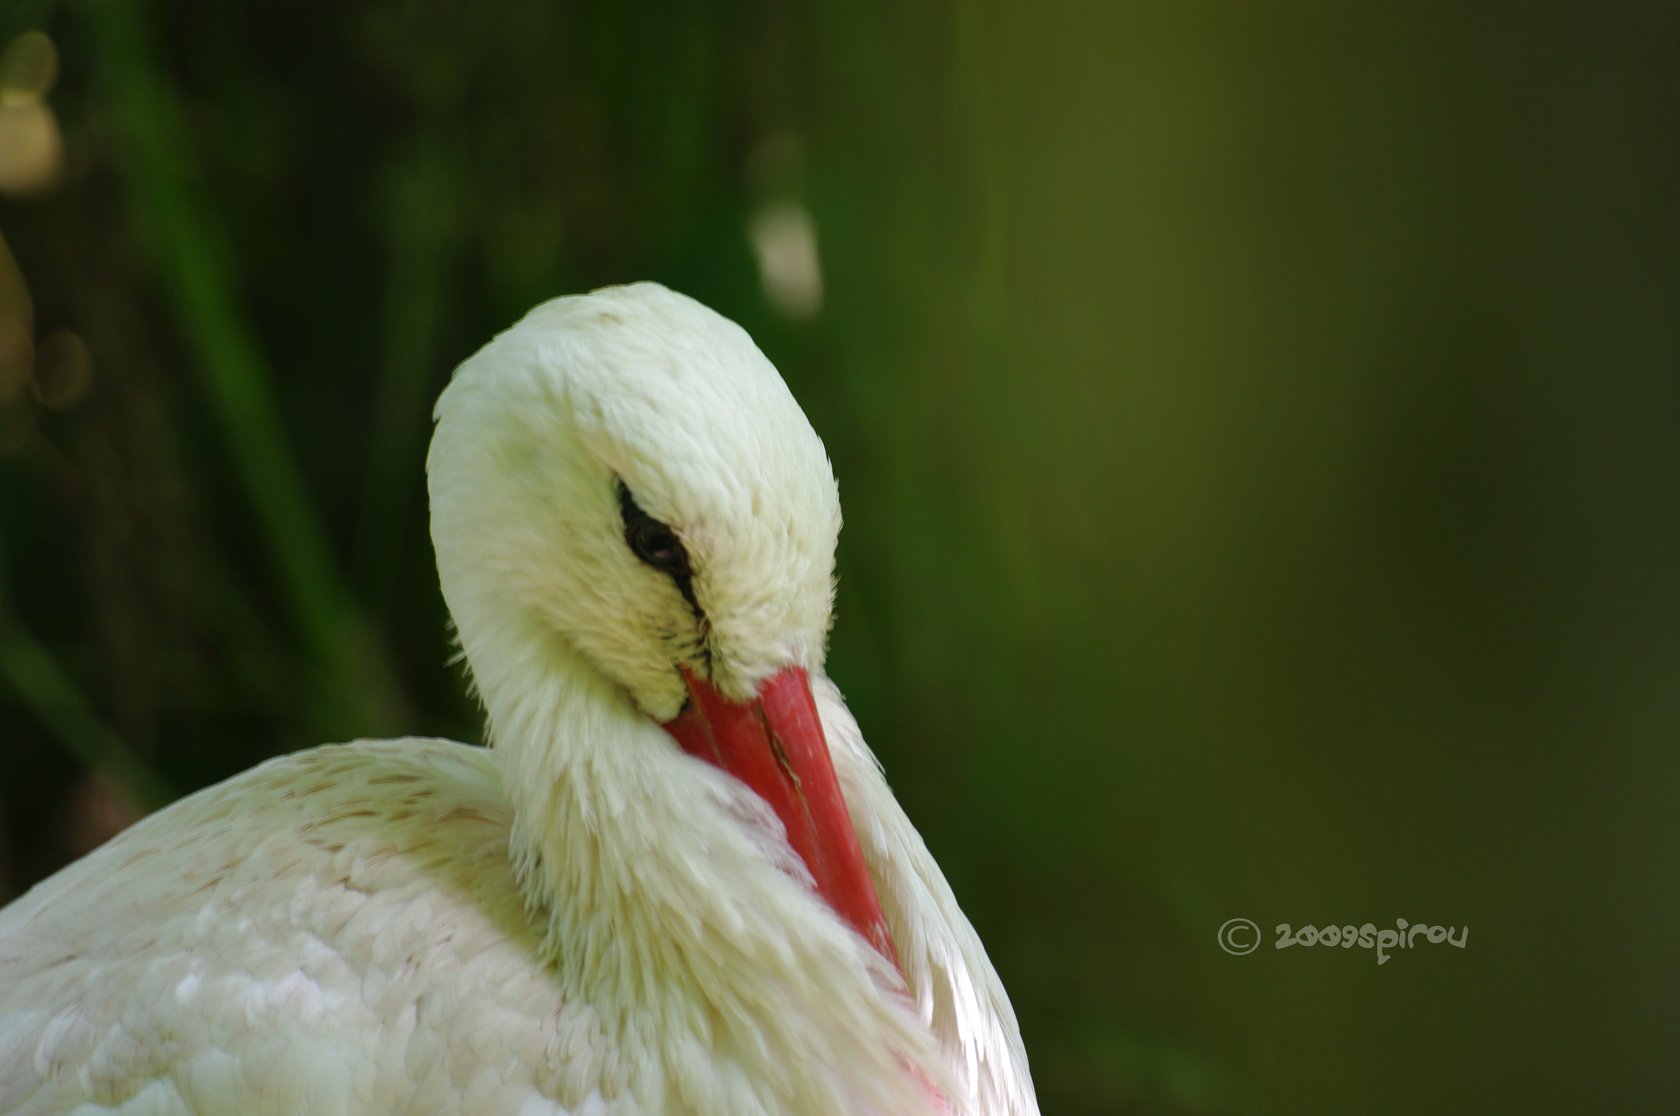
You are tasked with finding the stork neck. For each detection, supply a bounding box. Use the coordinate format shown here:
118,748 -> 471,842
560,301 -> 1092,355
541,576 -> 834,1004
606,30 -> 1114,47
445,599 -> 950,1109
465,613 -> 867,1012
472,625 -> 669,969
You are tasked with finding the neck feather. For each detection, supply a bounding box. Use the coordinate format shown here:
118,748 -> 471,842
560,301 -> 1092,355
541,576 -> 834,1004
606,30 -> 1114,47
457,606 -> 952,1111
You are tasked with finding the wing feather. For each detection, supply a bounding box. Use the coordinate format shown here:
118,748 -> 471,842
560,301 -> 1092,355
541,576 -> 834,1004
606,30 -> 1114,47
0,739 -> 599,1116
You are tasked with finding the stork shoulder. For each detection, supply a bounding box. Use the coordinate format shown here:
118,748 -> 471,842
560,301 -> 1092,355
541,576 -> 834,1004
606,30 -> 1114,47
0,739 -> 622,1115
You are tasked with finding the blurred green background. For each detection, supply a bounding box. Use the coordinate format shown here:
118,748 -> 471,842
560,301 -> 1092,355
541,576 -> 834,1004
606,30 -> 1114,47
1,1 -> 1677,1112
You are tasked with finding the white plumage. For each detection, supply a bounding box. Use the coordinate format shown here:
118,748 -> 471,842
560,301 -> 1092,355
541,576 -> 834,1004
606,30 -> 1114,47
0,283 -> 1037,1115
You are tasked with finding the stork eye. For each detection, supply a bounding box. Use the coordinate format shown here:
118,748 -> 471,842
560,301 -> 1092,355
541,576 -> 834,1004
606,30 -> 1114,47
628,518 -> 684,569
617,480 -> 690,575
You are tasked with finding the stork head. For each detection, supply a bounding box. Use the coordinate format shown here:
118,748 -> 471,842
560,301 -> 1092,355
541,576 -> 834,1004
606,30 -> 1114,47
428,282 -> 841,722
427,283 -> 893,961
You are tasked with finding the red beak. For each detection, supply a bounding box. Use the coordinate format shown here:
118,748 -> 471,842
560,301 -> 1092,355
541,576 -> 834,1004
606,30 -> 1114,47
663,666 -> 899,970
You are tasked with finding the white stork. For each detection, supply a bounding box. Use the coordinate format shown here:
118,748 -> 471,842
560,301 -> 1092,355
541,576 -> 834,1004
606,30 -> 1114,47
0,283 -> 1038,1115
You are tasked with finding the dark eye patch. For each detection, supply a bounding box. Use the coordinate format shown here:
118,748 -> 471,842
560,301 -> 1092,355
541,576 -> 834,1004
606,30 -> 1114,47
616,479 -> 711,676
617,479 -> 695,581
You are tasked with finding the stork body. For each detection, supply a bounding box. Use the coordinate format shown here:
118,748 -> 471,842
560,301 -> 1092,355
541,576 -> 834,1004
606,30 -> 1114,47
0,285 -> 1037,1115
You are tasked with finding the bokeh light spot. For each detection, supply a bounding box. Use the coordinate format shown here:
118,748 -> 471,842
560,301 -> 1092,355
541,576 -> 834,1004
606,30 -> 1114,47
0,31 -> 63,196
0,30 -> 58,104
748,201 -> 823,320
